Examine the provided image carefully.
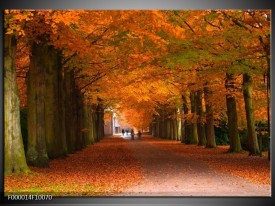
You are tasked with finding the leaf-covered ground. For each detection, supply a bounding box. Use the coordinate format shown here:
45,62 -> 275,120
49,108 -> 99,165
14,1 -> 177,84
5,136 -> 143,196
142,135 -> 270,185
5,135 -> 270,196
119,135 -> 270,196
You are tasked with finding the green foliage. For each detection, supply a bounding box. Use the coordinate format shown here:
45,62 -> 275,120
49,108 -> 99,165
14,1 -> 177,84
156,29 -> 171,41
214,123 -> 229,145
239,128 -> 249,150
255,120 -> 270,152
239,128 -> 269,152
204,12 -> 220,21
109,31 -> 129,46
71,23 -> 79,29
258,134 -> 270,152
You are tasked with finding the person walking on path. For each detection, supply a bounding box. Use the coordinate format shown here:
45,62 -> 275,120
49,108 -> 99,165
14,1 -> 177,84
126,129 -> 129,136
122,129 -> 125,136
131,129 -> 135,140
138,130 -> 142,140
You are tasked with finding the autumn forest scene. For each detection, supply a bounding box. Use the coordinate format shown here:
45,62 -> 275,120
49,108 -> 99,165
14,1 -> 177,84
4,10 -> 271,196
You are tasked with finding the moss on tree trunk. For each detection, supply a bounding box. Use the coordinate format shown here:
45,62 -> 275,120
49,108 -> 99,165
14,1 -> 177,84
92,105 -> 97,142
4,34 -> 29,175
86,105 -> 95,144
225,73 -> 242,152
189,91 -> 198,144
182,95 -> 191,144
196,90 -> 206,146
204,86 -> 216,148
243,73 -> 260,156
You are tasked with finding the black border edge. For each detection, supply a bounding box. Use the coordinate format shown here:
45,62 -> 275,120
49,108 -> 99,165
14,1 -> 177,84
0,0 -> 273,10
0,9 -> 4,205
0,0 -> 273,206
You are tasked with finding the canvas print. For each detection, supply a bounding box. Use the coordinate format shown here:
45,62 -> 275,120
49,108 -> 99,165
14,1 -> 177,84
4,10 -> 271,197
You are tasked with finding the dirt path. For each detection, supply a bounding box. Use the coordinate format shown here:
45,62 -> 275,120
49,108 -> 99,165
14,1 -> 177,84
5,134 -> 270,196
118,134 -> 271,196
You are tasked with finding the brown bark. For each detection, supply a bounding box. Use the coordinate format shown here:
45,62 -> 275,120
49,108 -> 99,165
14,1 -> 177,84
225,73 -> 242,152
44,46 -> 67,158
243,73 -> 260,156
182,95 -> 191,144
204,86 -> 216,148
189,91 -> 198,144
4,34 -> 29,175
64,70 -> 76,153
27,42 -> 49,167
195,90 -> 206,146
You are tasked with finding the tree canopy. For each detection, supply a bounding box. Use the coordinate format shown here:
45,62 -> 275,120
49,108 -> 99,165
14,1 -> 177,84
4,10 -> 271,174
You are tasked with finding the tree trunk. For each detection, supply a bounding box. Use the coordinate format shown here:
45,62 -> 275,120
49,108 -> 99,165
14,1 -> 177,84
64,69 -> 76,153
160,108 -> 165,138
225,73 -> 242,152
177,108 -> 182,141
149,123 -> 152,134
92,105 -> 97,141
182,95 -> 191,144
181,117 -> 186,143
83,104 -> 95,145
4,34 -> 29,175
243,73 -> 260,156
44,46 -> 67,158
152,122 -> 156,137
204,86 -> 216,148
87,105 -> 95,144
172,115 -> 178,140
96,102 -> 105,141
189,91 -> 198,144
100,105 -> 105,140
27,42 -> 49,167
83,105 -> 89,145
57,65 -> 67,155
196,90 -> 206,146
259,35 -> 270,159
170,115 -> 175,140
155,117 -> 160,137
75,91 -> 85,150
165,118 -> 171,139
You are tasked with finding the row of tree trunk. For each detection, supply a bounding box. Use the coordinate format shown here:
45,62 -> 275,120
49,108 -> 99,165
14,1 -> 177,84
26,41 -> 105,167
4,34 -> 105,174
151,72 -> 260,155
151,107 -> 182,141
151,89 -> 216,148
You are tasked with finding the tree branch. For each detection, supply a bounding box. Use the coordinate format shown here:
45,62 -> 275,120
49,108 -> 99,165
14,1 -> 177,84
183,20 -> 195,33
80,72 -> 106,91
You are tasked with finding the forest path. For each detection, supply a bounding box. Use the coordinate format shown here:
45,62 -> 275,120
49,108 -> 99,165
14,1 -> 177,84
117,134 -> 270,196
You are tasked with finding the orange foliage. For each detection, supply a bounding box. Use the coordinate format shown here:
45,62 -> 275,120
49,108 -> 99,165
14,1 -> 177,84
6,10 -> 270,128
